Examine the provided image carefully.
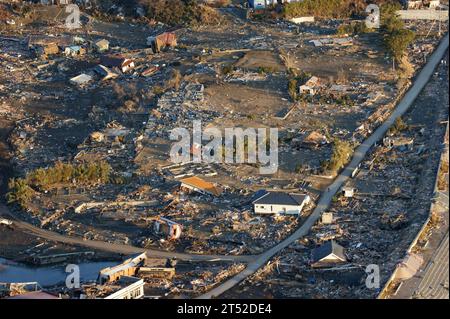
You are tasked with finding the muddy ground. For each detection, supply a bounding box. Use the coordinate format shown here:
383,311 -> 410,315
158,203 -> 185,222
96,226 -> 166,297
221,51 -> 449,299
0,4 -> 447,263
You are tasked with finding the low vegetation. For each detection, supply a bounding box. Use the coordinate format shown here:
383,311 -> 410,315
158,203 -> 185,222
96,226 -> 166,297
337,21 -> 370,36
257,66 -> 276,74
283,0 -> 356,19
6,178 -> 34,209
287,69 -> 312,101
381,3 -> 415,66
6,161 -> 111,208
388,117 -> 408,135
141,0 -> 222,26
323,138 -> 353,173
222,63 -> 235,75
288,78 -> 298,101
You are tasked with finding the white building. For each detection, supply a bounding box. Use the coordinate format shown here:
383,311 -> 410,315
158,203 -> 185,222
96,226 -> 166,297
299,76 -> 320,96
104,276 -> 144,300
252,191 -> 310,215
429,0 -> 441,9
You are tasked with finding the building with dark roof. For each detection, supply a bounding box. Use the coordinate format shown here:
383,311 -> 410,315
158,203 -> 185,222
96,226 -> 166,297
311,240 -> 347,268
252,191 -> 310,215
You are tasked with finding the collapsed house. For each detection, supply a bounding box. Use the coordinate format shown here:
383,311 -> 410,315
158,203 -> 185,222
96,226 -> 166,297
28,35 -> 72,58
311,240 -> 347,268
1,282 -> 42,299
81,276 -> 145,300
94,64 -> 118,81
154,217 -> 182,240
92,252 -> 177,299
64,45 -> 86,57
1,281 -> 59,299
180,176 -> 222,197
100,55 -> 135,73
252,191 -> 311,215
309,37 -> 353,47
98,252 -> 175,284
38,43 -> 59,57
302,131 -> 329,148
102,276 -> 144,300
406,0 -> 441,9
383,137 -> 414,151
147,32 -> 177,53
28,251 -> 95,266
393,253 -> 423,281
141,65 -> 160,77
69,73 -> 92,86
299,76 -> 321,96
98,254 -> 145,284
137,257 -> 176,280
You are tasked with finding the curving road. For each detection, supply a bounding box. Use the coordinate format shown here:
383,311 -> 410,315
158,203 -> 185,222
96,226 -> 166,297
197,34 -> 450,299
0,203 -> 253,263
0,33 -> 448,298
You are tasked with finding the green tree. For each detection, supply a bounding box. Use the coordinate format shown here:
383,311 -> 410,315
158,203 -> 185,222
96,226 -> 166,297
384,29 -> 415,64
288,78 -> 298,101
6,178 -> 34,208
381,3 -> 415,67
325,138 -> 353,173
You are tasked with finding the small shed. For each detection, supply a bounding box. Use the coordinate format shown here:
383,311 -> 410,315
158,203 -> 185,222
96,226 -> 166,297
342,187 -> 355,198
322,212 -> 333,224
100,55 -> 135,73
95,39 -> 110,52
64,45 -> 86,57
147,32 -> 177,53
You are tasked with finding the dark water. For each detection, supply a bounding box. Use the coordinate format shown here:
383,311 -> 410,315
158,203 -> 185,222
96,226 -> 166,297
0,257 -> 116,287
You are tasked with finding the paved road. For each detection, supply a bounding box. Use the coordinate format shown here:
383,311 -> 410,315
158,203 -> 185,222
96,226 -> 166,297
0,203 -> 252,263
197,34 -> 450,299
0,32 -> 448,298
414,233 -> 449,299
